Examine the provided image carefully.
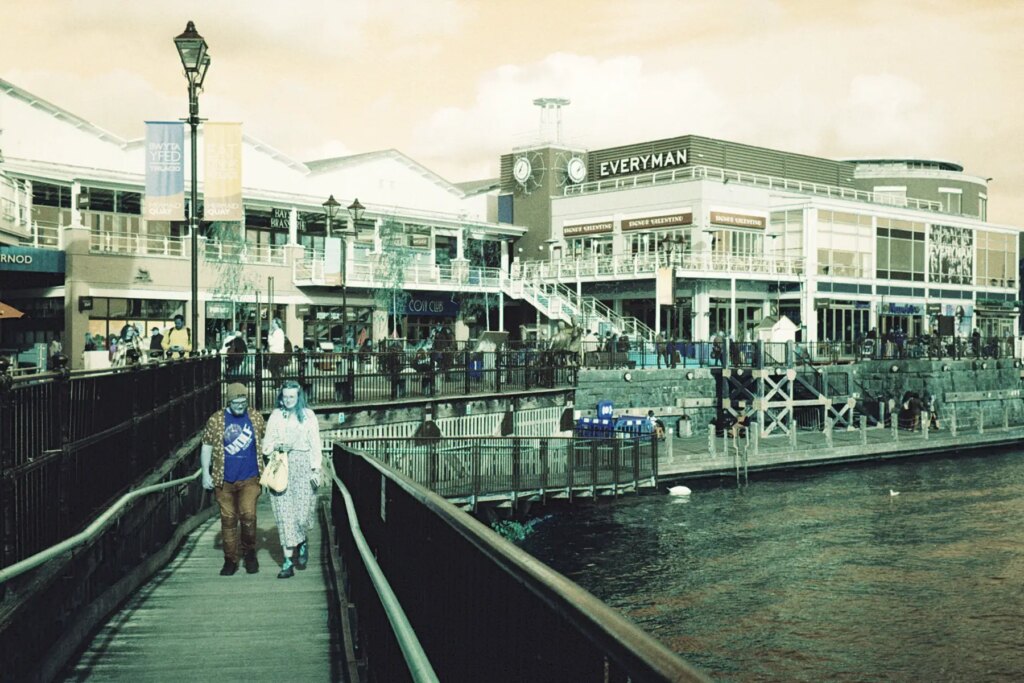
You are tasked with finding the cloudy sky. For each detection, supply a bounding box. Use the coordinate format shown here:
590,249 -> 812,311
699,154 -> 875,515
1,0 -> 1022,222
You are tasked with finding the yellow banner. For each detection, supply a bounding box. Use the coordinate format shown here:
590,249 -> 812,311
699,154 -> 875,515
656,267 -> 675,306
203,122 -> 243,221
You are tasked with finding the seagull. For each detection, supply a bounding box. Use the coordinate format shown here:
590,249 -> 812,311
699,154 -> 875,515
668,485 -> 692,496
889,489 -> 900,497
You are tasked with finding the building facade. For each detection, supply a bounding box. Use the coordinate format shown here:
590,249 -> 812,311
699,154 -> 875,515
499,134 -> 1020,344
0,79 -> 523,368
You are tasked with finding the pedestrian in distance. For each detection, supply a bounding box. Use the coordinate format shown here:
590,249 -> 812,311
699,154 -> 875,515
201,382 -> 267,576
267,317 -> 288,381
162,314 -> 192,358
262,380 -> 323,579
149,326 -> 164,359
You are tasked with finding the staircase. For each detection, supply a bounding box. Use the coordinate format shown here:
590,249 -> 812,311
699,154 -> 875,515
502,273 -> 656,344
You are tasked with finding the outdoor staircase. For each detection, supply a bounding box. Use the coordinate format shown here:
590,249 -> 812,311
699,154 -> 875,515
501,273 -> 656,343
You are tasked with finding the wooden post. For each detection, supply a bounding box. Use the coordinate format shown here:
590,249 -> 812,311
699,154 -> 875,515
860,414 -> 867,445
708,423 -> 716,457
923,412 -> 929,440
824,417 -> 833,448
978,407 -> 984,435
951,406 -> 958,437
752,427 -> 759,457
1003,404 -> 1009,430
879,402 -> 886,430
666,427 -> 674,463
789,422 -> 797,448
891,411 -> 899,442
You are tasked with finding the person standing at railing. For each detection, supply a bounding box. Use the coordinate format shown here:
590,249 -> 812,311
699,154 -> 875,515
162,314 -> 192,358
262,381 -> 322,579
148,326 -> 164,359
201,383 -> 267,576
268,318 -> 288,381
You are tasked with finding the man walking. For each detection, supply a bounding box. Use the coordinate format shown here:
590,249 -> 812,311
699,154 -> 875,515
201,383 -> 266,575
162,314 -> 192,358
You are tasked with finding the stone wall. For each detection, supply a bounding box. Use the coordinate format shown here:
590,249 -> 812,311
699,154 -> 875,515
575,367 -> 719,432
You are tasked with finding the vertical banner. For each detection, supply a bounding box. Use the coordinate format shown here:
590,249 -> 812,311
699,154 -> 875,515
204,122 -> 243,221
656,266 -> 675,306
143,122 -> 185,220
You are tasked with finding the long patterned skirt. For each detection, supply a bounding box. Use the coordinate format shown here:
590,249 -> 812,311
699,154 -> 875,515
269,448 -> 317,549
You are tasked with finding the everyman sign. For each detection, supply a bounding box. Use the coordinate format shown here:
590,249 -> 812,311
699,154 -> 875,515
599,149 -> 687,178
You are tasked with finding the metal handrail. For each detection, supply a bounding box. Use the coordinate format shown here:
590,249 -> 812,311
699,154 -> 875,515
0,468 -> 202,585
329,470 -> 439,682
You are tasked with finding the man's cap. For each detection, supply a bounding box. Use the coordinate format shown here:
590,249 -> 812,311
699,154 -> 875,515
226,383 -> 248,401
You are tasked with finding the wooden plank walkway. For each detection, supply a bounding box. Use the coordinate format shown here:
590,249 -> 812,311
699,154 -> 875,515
658,423 -> 1024,479
61,496 -> 341,682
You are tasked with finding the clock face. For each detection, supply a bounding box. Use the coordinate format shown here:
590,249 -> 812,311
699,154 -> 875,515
567,156 -> 587,183
513,157 -> 532,184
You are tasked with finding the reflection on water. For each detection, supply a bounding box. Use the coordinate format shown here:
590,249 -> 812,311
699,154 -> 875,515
520,451 -> 1024,682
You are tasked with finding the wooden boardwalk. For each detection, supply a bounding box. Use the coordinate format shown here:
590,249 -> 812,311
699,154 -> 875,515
658,423 -> 1024,480
61,496 -> 341,682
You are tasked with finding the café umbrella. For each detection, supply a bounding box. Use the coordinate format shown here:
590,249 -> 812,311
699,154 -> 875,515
0,301 -> 25,319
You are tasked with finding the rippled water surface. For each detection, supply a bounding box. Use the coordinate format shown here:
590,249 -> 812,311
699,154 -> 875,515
520,451 -> 1024,682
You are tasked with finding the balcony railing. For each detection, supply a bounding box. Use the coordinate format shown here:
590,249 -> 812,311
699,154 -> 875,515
203,240 -> 288,266
564,164 -> 945,213
294,251 -> 505,290
517,251 -> 805,281
89,231 -> 186,258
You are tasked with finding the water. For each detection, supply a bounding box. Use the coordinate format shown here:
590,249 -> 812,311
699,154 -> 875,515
520,450 -> 1024,682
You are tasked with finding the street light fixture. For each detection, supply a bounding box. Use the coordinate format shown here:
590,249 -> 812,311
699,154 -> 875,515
342,198 -> 365,346
174,20 -> 210,352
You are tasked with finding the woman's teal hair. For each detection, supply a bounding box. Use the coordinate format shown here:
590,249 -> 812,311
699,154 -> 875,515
276,380 -> 309,421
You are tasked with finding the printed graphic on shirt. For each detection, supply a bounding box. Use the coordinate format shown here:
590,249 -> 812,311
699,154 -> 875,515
224,421 -> 254,457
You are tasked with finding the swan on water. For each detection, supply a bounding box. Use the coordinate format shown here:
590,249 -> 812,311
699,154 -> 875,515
668,485 -> 692,496
889,489 -> 900,497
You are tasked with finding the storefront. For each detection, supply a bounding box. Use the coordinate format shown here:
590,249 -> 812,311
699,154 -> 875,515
816,299 -> 870,343
878,302 -> 924,339
0,245 -> 66,350
395,293 -> 460,344
974,299 -> 1019,339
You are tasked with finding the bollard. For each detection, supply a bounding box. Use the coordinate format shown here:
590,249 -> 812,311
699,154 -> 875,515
923,413 -> 929,440
824,417 -> 833,448
667,427 -> 674,463
789,422 -> 797,448
879,402 -> 886,430
891,412 -> 899,442
708,423 -> 716,457
860,414 -> 867,445
951,407 -> 958,437
978,408 -> 984,435
1004,404 -> 1009,430
752,426 -> 760,456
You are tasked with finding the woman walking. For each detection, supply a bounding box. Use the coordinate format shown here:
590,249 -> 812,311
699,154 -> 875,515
262,381 -> 322,578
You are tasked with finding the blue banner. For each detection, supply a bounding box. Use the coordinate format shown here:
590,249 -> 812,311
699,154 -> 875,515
0,245 -> 65,273
144,122 -> 185,220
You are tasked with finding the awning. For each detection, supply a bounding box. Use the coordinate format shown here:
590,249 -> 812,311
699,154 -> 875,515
0,301 -> 26,319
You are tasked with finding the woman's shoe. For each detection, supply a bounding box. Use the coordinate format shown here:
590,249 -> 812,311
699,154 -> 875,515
277,558 -> 295,579
295,540 -> 309,570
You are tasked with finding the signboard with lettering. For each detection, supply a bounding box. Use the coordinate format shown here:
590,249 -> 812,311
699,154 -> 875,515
887,303 -> 922,316
621,212 -> 693,232
270,208 -> 290,230
563,220 -> 613,238
710,211 -> 766,229
0,246 -> 66,273
400,295 -> 459,317
598,149 -> 687,178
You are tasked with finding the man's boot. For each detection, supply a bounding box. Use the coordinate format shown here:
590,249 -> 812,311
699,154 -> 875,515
221,525 -> 240,576
240,519 -> 259,573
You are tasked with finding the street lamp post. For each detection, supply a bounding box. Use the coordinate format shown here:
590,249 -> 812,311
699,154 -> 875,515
322,195 -> 341,342
345,198 -> 365,346
174,21 -> 210,352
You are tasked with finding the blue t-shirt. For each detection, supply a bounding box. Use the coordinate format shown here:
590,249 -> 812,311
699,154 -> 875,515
223,410 -> 259,483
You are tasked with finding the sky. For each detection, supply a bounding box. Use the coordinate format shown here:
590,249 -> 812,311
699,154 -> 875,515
1,0 -> 1022,224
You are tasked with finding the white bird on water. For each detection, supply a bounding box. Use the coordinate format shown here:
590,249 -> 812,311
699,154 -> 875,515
668,485 -> 692,496
890,489 -> 900,497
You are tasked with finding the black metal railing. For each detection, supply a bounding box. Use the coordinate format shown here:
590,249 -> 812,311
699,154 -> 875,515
329,444 -> 707,682
342,436 -> 658,506
0,356 -> 220,569
220,350 -> 578,410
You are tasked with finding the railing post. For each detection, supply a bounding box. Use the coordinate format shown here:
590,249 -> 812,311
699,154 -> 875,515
860,414 -> 867,445
923,411 -> 929,440
512,438 -> 521,500
951,406 -> 958,437
666,427 -> 674,463
471,439 -> 481,510
1004,404 -> 1010,430
978,407 -> 984,435
824,417 -> 833,448
708,423 -> 716,457
254,351 -> 265,412
891,409 -> 899,442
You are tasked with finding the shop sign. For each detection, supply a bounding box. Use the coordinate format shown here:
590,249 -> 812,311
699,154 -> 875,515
976,298 -> 1020,311
563,220 -> 613,238
402,295 -> 459,317
270,208 -> 290,230
409,235 -> 430,248
621,212 -> 693,231
0,245 -> 65,273
710,211 -> 766,229
598,149 -> 687,178
206,302 -> 233,317
887,303 -> 921,316
926,303 -> 941,314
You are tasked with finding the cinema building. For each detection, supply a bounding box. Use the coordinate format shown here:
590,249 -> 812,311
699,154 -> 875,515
500,133 -> 1021,345
0,79 -> 523,368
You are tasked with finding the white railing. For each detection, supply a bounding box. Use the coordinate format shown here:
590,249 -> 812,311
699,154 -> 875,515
18,221 -> 62,250
89,231 -> 186,258
204,240 -> 288,266
517,251 -> 805,282
564,164 -> 944,213
293,253 -> 505,291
